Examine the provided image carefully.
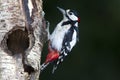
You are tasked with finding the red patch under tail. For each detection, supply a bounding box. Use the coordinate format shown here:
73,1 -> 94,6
45,49 -> 59,63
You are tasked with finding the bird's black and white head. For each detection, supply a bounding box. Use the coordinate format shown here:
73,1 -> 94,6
57,7 -> 80,23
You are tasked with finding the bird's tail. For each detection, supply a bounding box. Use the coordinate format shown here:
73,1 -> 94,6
52,65 -> 58,74
40,62 -> 50,72
45,21 -> 50,40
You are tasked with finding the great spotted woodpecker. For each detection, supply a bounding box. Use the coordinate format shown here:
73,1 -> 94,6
41,7 -> 80,73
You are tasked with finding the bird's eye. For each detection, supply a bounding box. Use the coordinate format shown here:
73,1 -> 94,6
68,12 -> 73,15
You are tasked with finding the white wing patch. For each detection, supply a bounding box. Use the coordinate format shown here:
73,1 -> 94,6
70,30 -> 77,51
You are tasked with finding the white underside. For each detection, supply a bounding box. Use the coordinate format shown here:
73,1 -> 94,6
50,21 -> 71,51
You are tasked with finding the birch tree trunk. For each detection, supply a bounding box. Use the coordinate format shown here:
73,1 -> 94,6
0,0 -> 47,80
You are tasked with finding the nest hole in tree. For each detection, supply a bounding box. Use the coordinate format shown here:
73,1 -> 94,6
7,29 -> 29,54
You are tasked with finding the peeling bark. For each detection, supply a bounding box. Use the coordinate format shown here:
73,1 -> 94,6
0,0 -> 47,80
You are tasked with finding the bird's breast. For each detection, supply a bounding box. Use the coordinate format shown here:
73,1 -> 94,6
50,31 -> 65,52
50,23 -> 71,52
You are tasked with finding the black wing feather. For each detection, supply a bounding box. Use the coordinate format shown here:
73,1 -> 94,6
61,27 -> 74,54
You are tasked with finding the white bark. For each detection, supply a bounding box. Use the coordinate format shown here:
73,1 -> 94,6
0,0 -> 47,80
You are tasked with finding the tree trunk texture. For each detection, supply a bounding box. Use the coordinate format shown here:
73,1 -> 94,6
0,0 -> 47,80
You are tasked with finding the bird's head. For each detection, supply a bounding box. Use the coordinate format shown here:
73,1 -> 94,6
57,7 -> 80,23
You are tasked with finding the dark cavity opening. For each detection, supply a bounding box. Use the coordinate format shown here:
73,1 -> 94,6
7,29 -> 29,54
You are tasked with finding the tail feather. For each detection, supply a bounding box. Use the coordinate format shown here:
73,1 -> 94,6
52,64 -> 58,74
52,59 -> 61,74
40,62 -> 50,72
46,21 -> 50,40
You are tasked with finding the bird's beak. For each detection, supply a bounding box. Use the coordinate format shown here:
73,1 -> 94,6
57,7 -> 65,15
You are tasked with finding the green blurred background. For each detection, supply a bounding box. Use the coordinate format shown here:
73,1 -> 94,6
40,0 -> 120,80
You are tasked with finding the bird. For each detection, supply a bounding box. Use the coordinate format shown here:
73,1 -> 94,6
41,7 -> 80,73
